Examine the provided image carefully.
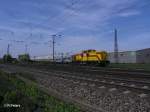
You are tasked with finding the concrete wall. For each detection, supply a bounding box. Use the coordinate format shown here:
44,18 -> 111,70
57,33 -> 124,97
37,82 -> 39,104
119,51 -> 136,63
108,48 -> 150,63
136,48 -> 150,63
108,52 -> 115,63
108,51 -> 136,63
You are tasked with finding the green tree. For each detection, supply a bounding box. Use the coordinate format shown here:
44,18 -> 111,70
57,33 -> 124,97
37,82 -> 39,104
3,54 -> 13,63
18,54 -> 30,62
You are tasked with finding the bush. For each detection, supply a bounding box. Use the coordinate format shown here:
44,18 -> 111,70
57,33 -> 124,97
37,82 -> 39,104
18,54 -> 30,62
3,54 -> 13,63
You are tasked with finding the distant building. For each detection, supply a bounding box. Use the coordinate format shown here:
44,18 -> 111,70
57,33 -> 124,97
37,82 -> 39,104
136,48 -> 150,63
108,51 -> 136,63
108,48 -> 150,63
34,55 -> 52,61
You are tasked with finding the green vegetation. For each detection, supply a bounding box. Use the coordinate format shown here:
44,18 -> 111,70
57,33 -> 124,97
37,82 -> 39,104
109,63 -> 150,71
0,71 -> 81,112
18,54 -> 31,62
3,54 -> 13,63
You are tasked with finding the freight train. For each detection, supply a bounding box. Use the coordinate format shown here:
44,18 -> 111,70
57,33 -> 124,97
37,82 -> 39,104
72,49 -> 110,66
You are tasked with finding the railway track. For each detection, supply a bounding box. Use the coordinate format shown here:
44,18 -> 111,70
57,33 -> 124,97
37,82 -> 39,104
0,64 -> 150,112
16,63 -> 150,85
20,63 -> 150,79
1,64 -> 150,94
30,62 -> 150,73
23,69 -> 150,94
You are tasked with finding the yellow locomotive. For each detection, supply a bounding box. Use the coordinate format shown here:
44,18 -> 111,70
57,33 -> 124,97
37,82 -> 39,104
72,50 -> 110,66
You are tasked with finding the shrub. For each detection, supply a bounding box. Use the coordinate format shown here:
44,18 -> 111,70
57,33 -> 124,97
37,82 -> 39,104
3,54 -> 13,63
18,54 -> 30,62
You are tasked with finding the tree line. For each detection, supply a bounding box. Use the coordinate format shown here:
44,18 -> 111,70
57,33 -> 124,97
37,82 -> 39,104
1,54 -> 31,63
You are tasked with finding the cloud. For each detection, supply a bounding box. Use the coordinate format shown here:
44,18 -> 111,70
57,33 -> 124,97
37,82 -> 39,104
52,0 -> 142,30
0,0 -> 149,56
120,32 -> 150,51
118,10 -> 140,17
57,35 -> 99,53
0,0 -> 142,32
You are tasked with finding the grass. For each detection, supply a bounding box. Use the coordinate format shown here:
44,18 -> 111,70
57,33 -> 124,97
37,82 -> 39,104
108,63 -> 150,71
0,71 -> 81,112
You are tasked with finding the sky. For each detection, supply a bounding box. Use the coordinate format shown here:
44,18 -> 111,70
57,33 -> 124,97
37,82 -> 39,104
0,0 -> 150,58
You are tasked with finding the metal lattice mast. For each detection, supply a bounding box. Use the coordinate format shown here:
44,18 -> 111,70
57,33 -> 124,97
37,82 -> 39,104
25,44 -> 28,54
52,35 -> 56,62
114,29 -> 119,63
7,44 -> 10,55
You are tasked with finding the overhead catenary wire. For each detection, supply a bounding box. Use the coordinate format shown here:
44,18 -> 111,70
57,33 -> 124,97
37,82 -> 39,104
8,0 -> 83,57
